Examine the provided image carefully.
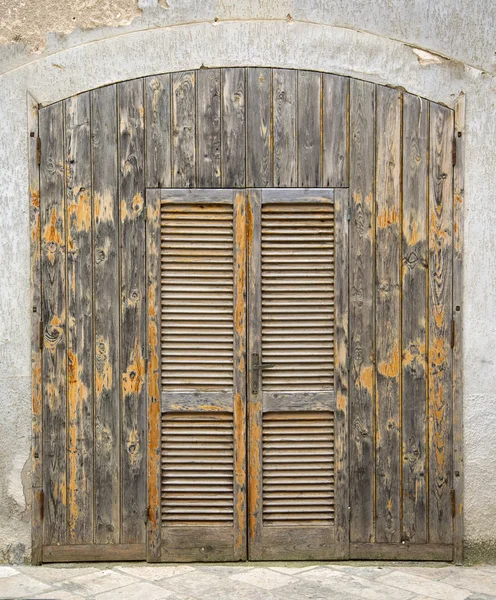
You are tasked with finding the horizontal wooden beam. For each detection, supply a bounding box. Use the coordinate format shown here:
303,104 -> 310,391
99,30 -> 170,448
42,544 -> 146,562
350,543 -> 453,561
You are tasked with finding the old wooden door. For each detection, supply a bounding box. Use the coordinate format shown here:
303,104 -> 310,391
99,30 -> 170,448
147,188 -> 348,561
246,189 -> 349,560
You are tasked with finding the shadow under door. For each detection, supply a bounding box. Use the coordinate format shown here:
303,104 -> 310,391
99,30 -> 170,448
146,188 -> 349,561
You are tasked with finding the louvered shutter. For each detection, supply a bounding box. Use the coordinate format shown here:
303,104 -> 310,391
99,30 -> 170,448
248,189 -> 348,560
158,189 -> 247,561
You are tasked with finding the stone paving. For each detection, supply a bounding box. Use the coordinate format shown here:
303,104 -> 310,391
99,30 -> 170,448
0,562 -> 495,600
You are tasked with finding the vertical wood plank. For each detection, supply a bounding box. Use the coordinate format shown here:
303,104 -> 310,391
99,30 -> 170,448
65,92 -> 94,545
298,70 -> 321,187
272,69 -> 297,187
92,84 -> 120,545
453,93 -> 465,564
402,93 -> 428,544
118,79 -> 147,544
428,102 -> 453,545
334,188 -> 350,558
40,101 -> 67,546
145,74 -> 171,188
197,69 -> 221,187
247,190 -> 263,558
233,191 -> 247,560
246,68 -> 272,187
323,74 -> 349,187
28,93 -> 43,564
375,86 -> 402,543
221,68 -> 245,188
349,79 -> 376,543
146,189 -> 161,561
172,71 -> 196,187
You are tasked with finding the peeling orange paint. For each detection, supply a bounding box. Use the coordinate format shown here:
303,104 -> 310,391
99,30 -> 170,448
359,365 -> 374,395
122,341 -> 145,396
42,208 -> 64,263
44,315 -> 64,353
377,206 -> 399,228
378,343 -> 400,379
121,192 -> 144,221
94,191 -> 115,224
68,188 -> 91,232
434,306 -> 445,329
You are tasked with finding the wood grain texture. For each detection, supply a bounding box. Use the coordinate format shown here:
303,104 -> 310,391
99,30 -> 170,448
350,542 -> 452,561
91,84 -> 120,545
375,86 -> 401,544
40,101 -> 67,546
349,79 -> 376,544
172,71 -> 196,187
402,93 -> 428,544
247,189 -> 263,559
334,188 -> 349,558
28,92 -> 42,565
65,92 -> 94,544
145,74 -> 171,188
118,79 -> 147,544
221,68 -> 245,188
272,69 -> 297,187
428,102 -> 453,545
323,74 -> 349,187
246,68 -> 272,187
161,527 -> 234,562
43,544 -> 145,562
453,93 -> 465,564
197,69 -> 221,187
233,191 -> 247,560
146,189 -> 161,561
298,71 -> 322,187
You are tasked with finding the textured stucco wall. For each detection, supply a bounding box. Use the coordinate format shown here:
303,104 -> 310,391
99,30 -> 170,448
0,0 -> 495,564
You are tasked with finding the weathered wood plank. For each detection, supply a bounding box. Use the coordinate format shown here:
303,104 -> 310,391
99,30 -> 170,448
334,187 -> 350,558
323,74 -> 349,187
247,189 -> 263,558
402,93 -> 429,544
146,189 -> 161,561
428,102 -> 453,545
273,69 -> 297,187
246,68 -> 272,187
172,71 -> 196,187
375,86 -> 401,544
221,68 -> 245,188
118,79 -> 147,544
350,542 -> 452,561
453,93 -> 465,564
40,101 -> 67,546
65,92 -> 94,545
28,92 -> 43,565
261,527 -> 334,561
233,190 -> 247,560
262,391 -> 335,412
197,69 -> 221,187
349,79 -> 376,543
92,84 -> 120,545
161,527 -> 234,562
298,71 -> 321,187
43,544 -> 145,562
145,74 -> 171,188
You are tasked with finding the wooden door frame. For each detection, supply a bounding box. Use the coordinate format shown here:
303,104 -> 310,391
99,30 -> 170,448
29,85 -> 465,565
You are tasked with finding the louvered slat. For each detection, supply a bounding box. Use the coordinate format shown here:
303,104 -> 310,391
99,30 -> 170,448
161,203 -> 234,390
261,203 -> 335,390
161,413 -> 234,526
262,412 -> 335,526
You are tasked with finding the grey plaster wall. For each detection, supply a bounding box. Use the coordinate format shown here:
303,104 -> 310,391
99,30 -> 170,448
0,1 -> 495,563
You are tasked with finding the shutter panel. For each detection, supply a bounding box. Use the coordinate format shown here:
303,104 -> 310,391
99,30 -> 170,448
248,189 -> 348,560
158,190 -> 247,562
